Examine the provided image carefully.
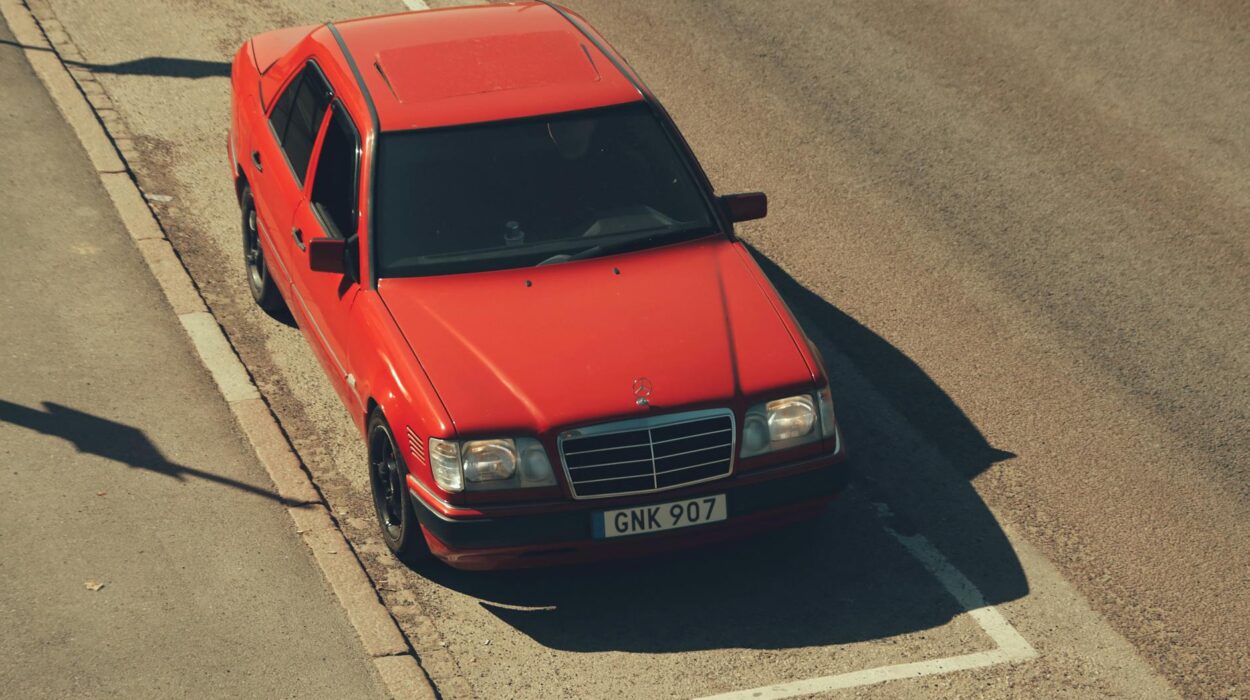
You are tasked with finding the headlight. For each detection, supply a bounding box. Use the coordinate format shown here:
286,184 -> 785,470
740,394 -> 820,458
766,396 -> 816,441
428,437 -> 556,493
463,439 -> 517,483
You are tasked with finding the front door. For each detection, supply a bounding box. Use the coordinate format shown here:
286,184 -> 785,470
288,100 -> 365,416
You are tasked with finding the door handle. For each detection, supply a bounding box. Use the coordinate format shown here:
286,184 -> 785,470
292,227 -> 305,251
251,150 -> 263,173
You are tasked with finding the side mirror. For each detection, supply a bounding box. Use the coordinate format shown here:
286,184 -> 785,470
308,237 -> 346,274
720,192 -> 768,223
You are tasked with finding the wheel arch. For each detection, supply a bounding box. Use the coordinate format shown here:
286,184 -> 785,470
358,355 -> 453,491
235,165 -> 249,204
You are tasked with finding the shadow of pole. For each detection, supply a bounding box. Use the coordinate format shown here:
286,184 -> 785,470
0,399 -> 311,507
0,39 -> 229,79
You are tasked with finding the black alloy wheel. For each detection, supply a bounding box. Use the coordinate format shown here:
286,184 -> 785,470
367,410 -> 431,564
240,186 -> 284,312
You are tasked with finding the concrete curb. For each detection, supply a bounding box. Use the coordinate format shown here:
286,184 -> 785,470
0,2 -> 436,698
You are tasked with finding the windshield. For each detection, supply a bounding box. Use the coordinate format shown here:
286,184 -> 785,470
373,102 -> 718,276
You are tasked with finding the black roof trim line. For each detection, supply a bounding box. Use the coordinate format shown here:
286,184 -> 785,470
327,21 -> 382,290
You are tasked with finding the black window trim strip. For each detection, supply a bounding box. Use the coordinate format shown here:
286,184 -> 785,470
326,22 -> 381,290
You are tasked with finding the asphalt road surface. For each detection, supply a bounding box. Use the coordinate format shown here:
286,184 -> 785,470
11,0 -> 1248,697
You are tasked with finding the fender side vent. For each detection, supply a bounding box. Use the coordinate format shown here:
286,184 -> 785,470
406,426 -> 425,465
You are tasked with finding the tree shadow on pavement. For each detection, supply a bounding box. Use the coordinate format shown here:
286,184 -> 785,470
0,399 -> 309,506
415,245 -> 1029,654
0,39 -> 228,79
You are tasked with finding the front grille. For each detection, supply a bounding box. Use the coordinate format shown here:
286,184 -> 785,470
559,410 -> 735,499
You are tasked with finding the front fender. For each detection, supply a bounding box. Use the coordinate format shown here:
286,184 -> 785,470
353,292 -> 454,494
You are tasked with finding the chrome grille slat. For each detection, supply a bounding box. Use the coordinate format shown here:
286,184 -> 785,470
567,457 -> 653,471
563,442 -> 652,456
652,443 -> 729,461
651,428 -> 732,444
558,409 -> 735,500
654,457 -> 731,476
575,471 -> 668,485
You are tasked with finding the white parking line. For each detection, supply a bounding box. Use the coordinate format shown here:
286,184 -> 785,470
696,513 -> 1037,700
401,0 -> 429,10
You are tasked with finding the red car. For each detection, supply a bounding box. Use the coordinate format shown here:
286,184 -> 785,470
228,1 -> 846,570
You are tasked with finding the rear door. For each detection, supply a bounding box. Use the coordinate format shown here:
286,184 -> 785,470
250,61 -> 332,294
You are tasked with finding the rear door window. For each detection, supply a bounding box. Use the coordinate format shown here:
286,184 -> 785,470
267,76 -> 298,140
267,63 -> 332,186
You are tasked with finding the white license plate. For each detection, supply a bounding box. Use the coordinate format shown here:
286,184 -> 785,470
593,494 -> 727,539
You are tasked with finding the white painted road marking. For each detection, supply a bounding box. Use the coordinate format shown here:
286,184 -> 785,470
696,512 -> 1037,700
402,0 -> 429,10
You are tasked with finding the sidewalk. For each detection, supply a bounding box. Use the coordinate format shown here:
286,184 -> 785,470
0,16 -> 388,698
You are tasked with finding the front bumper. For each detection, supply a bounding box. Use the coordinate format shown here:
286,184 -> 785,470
409,450 -> 849,570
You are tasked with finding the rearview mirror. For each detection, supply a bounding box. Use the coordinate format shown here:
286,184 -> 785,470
719,192 -> 768,223
308,237 -> 346,274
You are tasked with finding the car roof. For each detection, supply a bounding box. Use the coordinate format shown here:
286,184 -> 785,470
331,2 -> 643,132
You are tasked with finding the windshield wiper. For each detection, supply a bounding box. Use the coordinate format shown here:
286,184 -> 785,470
536,226 -> 701,266
536,240 -> 623,266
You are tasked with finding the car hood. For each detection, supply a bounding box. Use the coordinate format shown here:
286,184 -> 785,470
377,238 -> 814,436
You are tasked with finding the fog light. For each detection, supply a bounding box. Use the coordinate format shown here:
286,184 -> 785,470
517,439 -> 557,487
743,412 -> 769,454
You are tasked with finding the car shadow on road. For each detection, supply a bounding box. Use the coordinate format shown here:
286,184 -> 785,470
414,246 -> 1028,653
263,302 -> 299,329
0,39 -> 228,79
0,399 -> 311,507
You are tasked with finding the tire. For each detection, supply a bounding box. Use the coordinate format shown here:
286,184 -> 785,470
368,409 -> 432,565
240,186 -> 284,313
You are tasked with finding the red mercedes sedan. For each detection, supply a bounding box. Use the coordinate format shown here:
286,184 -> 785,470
228,1 -> 846,570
